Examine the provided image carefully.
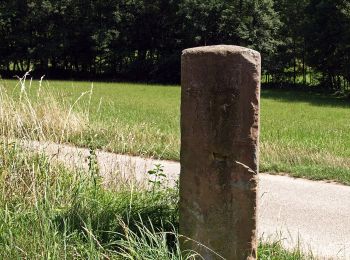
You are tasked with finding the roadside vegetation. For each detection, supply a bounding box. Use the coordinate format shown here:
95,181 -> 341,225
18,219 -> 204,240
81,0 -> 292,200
0,77 -> 319,258
0,141 -> 313,259
0,142 -> 183,258
1,78 -> 349,184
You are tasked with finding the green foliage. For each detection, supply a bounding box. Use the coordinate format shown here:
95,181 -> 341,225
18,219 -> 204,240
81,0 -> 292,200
304,0 -> 350,89
0,142 -> 179,258
0,0 -> 280,83
0,140 -> 313,259
1,0 -> 350,89
268,0 -> 308,83
115,221 -> 198,259
148,164 -> 167,191
259,240 -> 315,260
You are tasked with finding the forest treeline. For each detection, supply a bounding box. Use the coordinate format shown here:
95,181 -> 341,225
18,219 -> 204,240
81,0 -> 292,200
0,0 -> 349,89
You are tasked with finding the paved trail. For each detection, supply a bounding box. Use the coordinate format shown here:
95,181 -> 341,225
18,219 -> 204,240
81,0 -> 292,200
21,140 -> 350,259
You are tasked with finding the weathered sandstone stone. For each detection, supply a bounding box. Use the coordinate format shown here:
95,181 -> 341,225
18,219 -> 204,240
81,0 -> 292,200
180,45 -> 261,260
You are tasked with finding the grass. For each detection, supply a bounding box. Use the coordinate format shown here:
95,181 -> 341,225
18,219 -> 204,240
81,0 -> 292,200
0,76 -> 318,258
0,140 -> 314,259
258,241 -> 314,260
1,77 -> 349,185
0,142 -> 180,258
260,90 -> 350,183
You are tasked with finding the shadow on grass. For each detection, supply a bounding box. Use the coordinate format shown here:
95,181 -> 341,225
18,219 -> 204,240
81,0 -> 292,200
261,87 -> 350,109
52,187 -> 179,247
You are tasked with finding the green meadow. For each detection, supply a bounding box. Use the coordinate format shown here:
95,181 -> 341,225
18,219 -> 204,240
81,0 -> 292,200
1,79 -> 350,184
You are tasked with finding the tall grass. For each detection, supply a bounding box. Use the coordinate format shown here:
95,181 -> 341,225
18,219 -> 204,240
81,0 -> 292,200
0,142 -> 315,259
0,74 -> 88,143
0,142 -> 183,258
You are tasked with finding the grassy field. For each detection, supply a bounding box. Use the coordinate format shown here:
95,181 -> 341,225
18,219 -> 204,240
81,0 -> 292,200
0,142 -> 314,259
1,79 -> 350,184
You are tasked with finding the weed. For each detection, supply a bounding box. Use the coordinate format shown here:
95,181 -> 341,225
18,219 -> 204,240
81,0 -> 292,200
148,163 -> 167,192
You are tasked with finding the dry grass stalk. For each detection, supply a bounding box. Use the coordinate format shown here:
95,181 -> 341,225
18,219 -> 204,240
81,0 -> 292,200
0,74 -> 88,142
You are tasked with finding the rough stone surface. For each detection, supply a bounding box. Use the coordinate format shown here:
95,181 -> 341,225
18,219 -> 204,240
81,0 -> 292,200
180,45 -> 261,260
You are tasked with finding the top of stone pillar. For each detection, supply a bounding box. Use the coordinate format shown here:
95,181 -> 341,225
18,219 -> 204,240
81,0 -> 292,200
182,44 -> 260,57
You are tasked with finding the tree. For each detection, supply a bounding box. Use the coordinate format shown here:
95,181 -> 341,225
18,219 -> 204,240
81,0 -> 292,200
305,0 -> 350,89
179,0 -> 281,76
272,0 -> 309,84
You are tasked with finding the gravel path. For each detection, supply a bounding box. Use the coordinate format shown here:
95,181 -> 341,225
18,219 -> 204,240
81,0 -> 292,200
20,140 -> 350,259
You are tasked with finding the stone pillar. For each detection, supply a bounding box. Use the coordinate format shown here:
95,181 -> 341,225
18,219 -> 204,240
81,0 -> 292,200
180,45 -> 260,260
